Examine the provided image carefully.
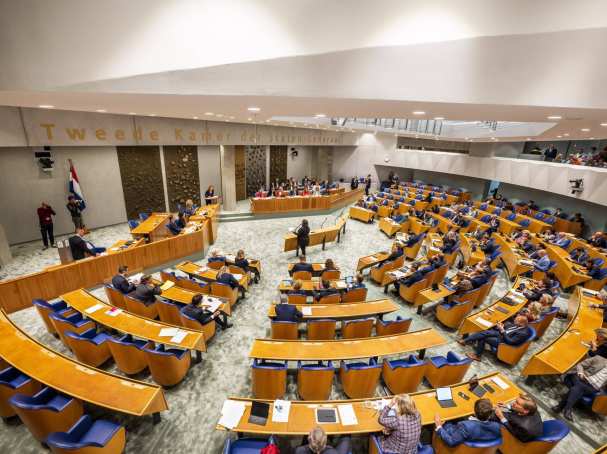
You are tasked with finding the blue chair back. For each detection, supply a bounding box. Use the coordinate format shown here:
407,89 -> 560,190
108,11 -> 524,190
128,220 -> 139,229
138,212 -> 150,221
506,213 -> 516,221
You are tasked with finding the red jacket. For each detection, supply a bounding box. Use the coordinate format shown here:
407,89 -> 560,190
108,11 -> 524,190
37,206 -> 56,226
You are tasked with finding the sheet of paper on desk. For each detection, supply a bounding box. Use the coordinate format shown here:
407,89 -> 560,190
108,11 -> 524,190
159,328 -> 178,337
85,303 -> 105,314
204,297 -> 222,313
492,376 -> 509,390
171,330 -> 188,343
335,281 -> 347,289
109,247 -> 120,252
232,274 -> 243,281
337,404 -> 358,426
106,308 -> 123,317
225,254 -> 236,262
475,317 -> 493,328
160,281 -> 175,291
218,400 -> 246,429
302,307 -> 313,316
272,400 -> 291,423
128,272 -> 144,283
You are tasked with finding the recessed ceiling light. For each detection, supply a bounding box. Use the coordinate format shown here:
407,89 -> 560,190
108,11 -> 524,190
434,116 -> 445,120
590,137 -> 595,140
563,133 -> 569,136
95,109 -> 106,113
464,137 -> 469,140
204,112 -> 214,116
149,114 -> 156,116
215,114 -> 223,118
193,116 -> 198,119
315,114 -> 326,118
247,117 -> 252,121
557,135 -> 562,138
547,115 -> 562,120
413,111 -> 425,115
247,107 -> 260,112
38,104 -> 54,109
581,128 -> 590,132
601,123 -> 607,127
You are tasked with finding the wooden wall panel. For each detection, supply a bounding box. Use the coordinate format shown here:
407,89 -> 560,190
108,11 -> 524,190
235,145 -> 247,201
163,145 -> 201,210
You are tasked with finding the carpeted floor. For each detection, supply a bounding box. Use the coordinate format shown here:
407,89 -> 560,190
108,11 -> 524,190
0,207 -> 603,453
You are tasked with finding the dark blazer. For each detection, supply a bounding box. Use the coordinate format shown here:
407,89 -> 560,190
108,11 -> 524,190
481,241 -> 498,254
496,411 -> 543,442
292,262 -> 314,274
315,287 -> 339,300
274,303 -> 303,322
400,271 -> 424,287
134,284 -> 161,305
295,224 -> 310,245
166,221 -> 182,236
111,274 -> 135,294
68,235 -> 90,260
182,305 -> 214,325
217,272 -> 239,289
405,235 -> 420,247
437,420 -> 501,447
501,323 -> 532,345
235,258 -> 249,271
471,274 -> 489,289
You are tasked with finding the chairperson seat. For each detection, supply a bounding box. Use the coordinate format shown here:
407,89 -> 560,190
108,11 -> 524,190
46,415 -> 126,454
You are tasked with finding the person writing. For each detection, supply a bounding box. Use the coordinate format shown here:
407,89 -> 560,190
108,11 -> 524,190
111,265 -> 136,294
204,185 -> 216,205
134,275 -> 161,306
37,201 -> 56,249
68,228 -> 105,260
66,195 -> 85,230
295,219 -> 310,256
376,394 -> 421,454
182,293 -> 231,330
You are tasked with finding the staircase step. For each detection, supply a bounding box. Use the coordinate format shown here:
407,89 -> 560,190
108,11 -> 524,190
219,214 -> 255,223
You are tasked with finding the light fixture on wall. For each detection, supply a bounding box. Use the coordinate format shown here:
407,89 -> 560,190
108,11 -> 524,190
547,115 -> 562,120
247,107 -> 260,112
290,147 -> 299,158
38,105 -> 54,109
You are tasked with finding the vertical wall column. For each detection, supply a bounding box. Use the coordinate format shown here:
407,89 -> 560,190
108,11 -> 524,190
159,146 -> 170,212
220,145 -> 237,211
265,145 -> 270,189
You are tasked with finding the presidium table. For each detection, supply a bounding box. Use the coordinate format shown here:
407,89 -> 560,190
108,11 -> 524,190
251,188 -> 363,215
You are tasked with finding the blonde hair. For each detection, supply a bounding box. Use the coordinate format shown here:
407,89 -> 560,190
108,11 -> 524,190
394,394 -> 418,416
293,280 -> 302,290
528,302 -> 542,318
308,426 -> 327,452
185,199 -> 194,208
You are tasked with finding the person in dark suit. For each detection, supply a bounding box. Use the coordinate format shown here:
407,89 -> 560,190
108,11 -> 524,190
274,300 -> 303,322
314,279 -> 339,301
235,249 -> 259,283
296,426 -> 351,454
487,215 -> 501,235
183,293 -> 231,330
492,393 -> 543,442
111,265 -> 136,294
365,174 -> 371,196
404,233 -> 421,248
291,255 -> 314,275
394,263 -> 424,292
460,314 -> 532,361
175,212 -> 187,229
434,399 -> 501,447
295,219 -> 310,256
208,250 -> 226,265
288,280 -> 307,297
134,275 -> 161,306
479,237 -> 498,255
68,228 -> 105,260
66,196 -> 85,230
204,185 -> 216,205
217,266 -> 245,298
166,215 -> 182,235
430,253 -> 446,269
377,243 -> 404,268
37,202 -> 56,249
350,273 -> 366,289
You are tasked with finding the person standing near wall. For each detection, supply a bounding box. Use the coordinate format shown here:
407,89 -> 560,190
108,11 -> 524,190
365,174 -> 372,196
66,195 -> 84,231
37,202 -> 56,249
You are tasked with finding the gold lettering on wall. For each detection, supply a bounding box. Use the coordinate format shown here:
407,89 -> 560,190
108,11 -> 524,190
149,130 -> 159,141
95,129 -> 107,140
115,129 -> 125,140
66,128 -> 86,141
41,123 -> 55,140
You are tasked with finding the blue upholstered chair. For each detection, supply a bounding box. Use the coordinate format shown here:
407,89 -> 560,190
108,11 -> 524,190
492,327 -> 536,366
251,359 -> 287,399
529,307 -> 559,339
138,212 -> 149,221
32,299 -> 71,335
0,367 -> 41,418
222,437 -> 276,454
493,208 -> 502,215
532,260 -> 557,281
46,415 -> 126,454
297,361 -> 334,400
534,212 -> 545,220
506,213 -> 517,221
9,387 -> 84,442
127,219 -> 139,229
143,344 -> 191,387
518,218 -> 531,228
580,390 -> 607,415
107,334 -> 149,375
424,351 -> 472,388
376,316 -> 411,336
500,419 -> 569,453
382,355 -> 426,394
340,358 -> 381,398
544,216 -> 556,225
479,203 -> 488,210
433,432 -> 502,453
48,311 -> 96,347
480,215 -> 491,223
370,434 -> 433,454
64,329 -> 112,367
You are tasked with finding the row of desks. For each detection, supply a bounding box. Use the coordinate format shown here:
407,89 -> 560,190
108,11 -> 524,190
251,188 -> 363,214
268,299 -> 399,320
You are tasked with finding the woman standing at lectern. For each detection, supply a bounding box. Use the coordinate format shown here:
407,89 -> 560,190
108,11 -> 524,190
295,219 -> 310,257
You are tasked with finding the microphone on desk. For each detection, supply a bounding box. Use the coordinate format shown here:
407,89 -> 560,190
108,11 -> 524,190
320,217 -> 328,229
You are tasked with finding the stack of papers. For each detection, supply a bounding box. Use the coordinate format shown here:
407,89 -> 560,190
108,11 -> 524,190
301,307 -> 313,316
218,400 -> 246,429
272,400 -> 291,423
337,404 -> 358,425
160,281 -> 175,291
475,317 -> 493,328
492,376 -> 509,390
203,296 -> 222,313
127,272 -> 144,283
390,270 -> 407,279
85,303 -> 105,314
171,330 -> 188,343
232,274 -> 243,281
159,328 -> 179,337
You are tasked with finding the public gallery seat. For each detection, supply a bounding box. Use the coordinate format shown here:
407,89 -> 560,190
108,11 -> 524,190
251,359 -> 287,399
382,356 -> 426,394
424,351 -> 472,388
376,316 -> 411,336
297,361 -> 335,400
499,420 -> 570,454
64,329 -> 113,368
0,367 -> 41,419
143,344 -> 191,387
340,358 -> 381,399
45,415 -> 126,454
106,335 -> 149,375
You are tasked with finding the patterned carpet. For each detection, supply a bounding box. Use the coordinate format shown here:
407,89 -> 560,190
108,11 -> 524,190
0,208 -> 602,453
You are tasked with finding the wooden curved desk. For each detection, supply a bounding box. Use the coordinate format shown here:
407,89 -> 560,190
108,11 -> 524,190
176,261 -> 249,289
249,328 -> 447,361
356,252 -> 391,272
217,372 -> 519,434
158,284 -> 231,316
267,299 -> 398,320
530,236 -> 591,288
492,233 -> 534,279
459,234 -> 485,266
252,189 -> 363,215
278,278 -> 346,293
283,216 -> 347,253
0,310 -> 167,417
130,213 -> 171,242
61,289 -> 207,352
522,287 -> 604,376
349,206 -> 375,223
288,263 -> 326,276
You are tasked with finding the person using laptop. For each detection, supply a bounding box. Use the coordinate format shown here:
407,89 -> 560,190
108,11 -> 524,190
295,426 -> 351,454
434,398 -> 500,447
376,395 -> 422,454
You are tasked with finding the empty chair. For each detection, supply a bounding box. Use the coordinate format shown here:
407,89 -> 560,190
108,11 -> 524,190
399,278 -> 428,304
480,215 -> 491,223
223,437 -> 275,454
432,264 -> 449,285
499,420 -> 570,454
382,356 -> 426,394
436,299 -> 476,330
106,335 -> 149,375
321,270 -> 341,280
493,327 -> 536,366
127,219 -> 139,229
179,308 -> 216,344
49,312 -> 96,347
316,293 -> 341,305
424,351 -> 472,388
143,344 -> 191,387
64,329 -> 112,367
297,361 -> 334,400
0,367 -> 41,419
340,358 -> 382,398
271,321 -> 298,340
157,299 -> 184,326
432,432 -> 502,454
342,318 -> 374,339
376,316 -> 412,336
9,387 -> 83,443
210,282 -> 239,307
519,218 -> 531,228
32,299 -> 71,335
506,213 -> 517,221
103,285 -> 128,310
46,415 -> 126,454
124,294 -> 158,319
251,359 -> 287,399
307,319 -> 337,340
292,271 -> 312,280
287,293 -> 307,305
138,212 -> 149,221
341,287 -> 367,303
529,307 -> 559,339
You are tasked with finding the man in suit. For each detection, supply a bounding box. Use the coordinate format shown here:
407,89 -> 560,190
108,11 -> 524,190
460,314 -> 532,361
68,228 -> 105,260
111,265 -> 136,294
274,300 -> 303,322
183,293 -> 231,330
493,394 -> 543,442
532,249 -> 551,272
377,243 -> 404,267
551,233 -> 570,248
349,273 -> 366,289
479,236 -> 498,255
434,399 -> 501,447
394,263 -> 424,292
291,255 -> 314,275
553,354 -> 607,421
134,275 -> 161,306
404,233 -> 421,248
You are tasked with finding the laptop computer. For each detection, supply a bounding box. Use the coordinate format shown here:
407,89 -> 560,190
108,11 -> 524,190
248,401 -> 270,426
436,387 -> 456,408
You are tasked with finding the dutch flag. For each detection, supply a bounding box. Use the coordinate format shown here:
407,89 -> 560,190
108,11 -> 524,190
68,159 -> 86,210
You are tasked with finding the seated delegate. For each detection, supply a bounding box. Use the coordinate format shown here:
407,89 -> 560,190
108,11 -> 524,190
295,426 -> 351,454
314,279 -> 339,301
288,280 -> 307,297
273,300 -> 303,323
134,275 -> 162,306
434,398 -> 500,447
216,266 -> 245,298
68,228 -> 106,260
376,395 -> 421,454
183,293 -> 231,330
235,249 -> 260,284
166,215 -> 183,235
493,393 -> 543,442
291,255 -> 314,274
111,265 -> 136,294
208,249 -> 226,264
